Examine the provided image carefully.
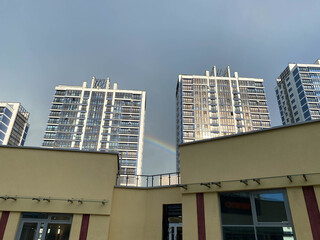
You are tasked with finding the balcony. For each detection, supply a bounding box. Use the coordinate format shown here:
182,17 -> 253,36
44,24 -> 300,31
116,172 -> 180,187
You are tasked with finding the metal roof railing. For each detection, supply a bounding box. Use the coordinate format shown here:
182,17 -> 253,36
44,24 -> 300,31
116,172 -> 180,188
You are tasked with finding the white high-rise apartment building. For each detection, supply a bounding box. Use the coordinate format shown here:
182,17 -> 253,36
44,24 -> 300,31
42,77 -> 146,176
176,66 -> 271,170
275,59 -> 320,125
0,102 -> 30,146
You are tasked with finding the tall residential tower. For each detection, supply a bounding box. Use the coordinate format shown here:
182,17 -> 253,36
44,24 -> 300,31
0,102 -> 30,146
42,77 -> 146,176
176,66 -> 271,170
275,59 -> 320,125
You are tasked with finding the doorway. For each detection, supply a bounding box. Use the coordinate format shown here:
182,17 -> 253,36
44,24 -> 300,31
168,222 -> 182,240
163,204 -> 182,240
15,213 -> 72,240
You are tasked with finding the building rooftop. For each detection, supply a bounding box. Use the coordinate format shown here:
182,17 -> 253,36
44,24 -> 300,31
0,144 -> 119,156
180,119 -> 320,147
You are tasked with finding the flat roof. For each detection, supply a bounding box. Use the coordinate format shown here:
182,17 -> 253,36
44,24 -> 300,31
180,119 -> 320,147
0,144 -> 119,156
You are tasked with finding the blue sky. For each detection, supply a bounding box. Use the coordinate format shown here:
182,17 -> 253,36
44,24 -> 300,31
1,0 -> 320,174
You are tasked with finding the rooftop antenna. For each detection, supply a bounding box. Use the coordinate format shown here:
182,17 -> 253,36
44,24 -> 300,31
216,68 -> 224,77
92,78 -> 107,89
210,66 -> 216,76
223,66 -> 229,77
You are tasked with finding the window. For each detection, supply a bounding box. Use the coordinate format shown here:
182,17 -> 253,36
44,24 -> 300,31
309,67 -> 320,72
83,91 -> 90,98
298,67 -> 309,72
0,115 -> 10,126
299,91 -> 305,100
0,131 -> 5,140
0,123 -> 8,133
55,90 -> 66,96
220,190 -> 295,240
302,104 -> 309,112
295,78 -> 302,88
4,108 -> 12,118
304,111 -> 311,119
15,213 -> 72,240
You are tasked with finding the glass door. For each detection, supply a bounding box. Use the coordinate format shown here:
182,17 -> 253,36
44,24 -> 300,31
168,223 -> 182,240
163,204 -> 182,240
15,213 -> 72,240
19,222 -> 40,240
44,223 -> 71,240
17,219 -> 47,240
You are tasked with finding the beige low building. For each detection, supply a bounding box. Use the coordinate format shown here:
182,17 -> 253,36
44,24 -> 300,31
1,120 -> 320,239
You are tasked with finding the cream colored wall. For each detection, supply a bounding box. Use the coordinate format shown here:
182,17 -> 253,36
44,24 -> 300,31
108,188 -> 147,240
1,123 -> 320,240
0,147 -> 118,215
180,121 -> 320,185
0,147 -> 118,240
181,194 -> 197,240
69,214 -> 82,239
180,174 -> 320,194
286,187 -> 313,239
313,185 -> 320,210
179,121 -> 320,240
204,192 -> 221,240
108,187 -> 182,240
87,215 -> 110,240
3,212 -> 20,240
144,188 -> 182,240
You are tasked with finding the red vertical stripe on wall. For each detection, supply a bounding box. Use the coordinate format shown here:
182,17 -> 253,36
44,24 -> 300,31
303,186 -> 320,240
0,211 -> 10,240
79,214 -> 90,240
196,193 -> 206,240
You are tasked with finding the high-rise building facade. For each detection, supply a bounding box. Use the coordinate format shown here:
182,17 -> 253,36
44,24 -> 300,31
0,102 -> 30,146
42,77 -> 146,176
275,59 -> 320,125
176,66 -> 271,170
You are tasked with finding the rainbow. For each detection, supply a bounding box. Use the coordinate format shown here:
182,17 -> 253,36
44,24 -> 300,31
144,135 -> 176,155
